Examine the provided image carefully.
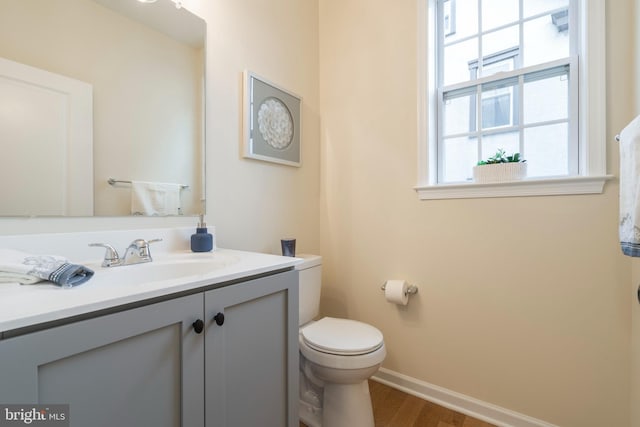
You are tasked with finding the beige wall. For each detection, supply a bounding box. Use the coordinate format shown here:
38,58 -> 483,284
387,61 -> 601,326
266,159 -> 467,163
319,1 -> 633,426
186,0 -> 321,256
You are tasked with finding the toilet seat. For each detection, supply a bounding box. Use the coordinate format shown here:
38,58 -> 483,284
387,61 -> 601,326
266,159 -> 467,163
299,333 -> 386,371
301,317 -> 384,356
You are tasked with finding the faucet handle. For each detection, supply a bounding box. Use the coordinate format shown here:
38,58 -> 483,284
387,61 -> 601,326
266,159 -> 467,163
129,238 -> 163,248
143,238 -> 162,258
132,238 -> 163,259
88,243 -> 121,267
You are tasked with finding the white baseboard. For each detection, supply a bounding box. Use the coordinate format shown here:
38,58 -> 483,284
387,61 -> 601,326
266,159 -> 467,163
371,368 -> 558,427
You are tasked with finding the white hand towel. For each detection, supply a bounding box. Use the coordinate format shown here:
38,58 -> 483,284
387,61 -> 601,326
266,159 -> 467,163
131,181 -> 183,216
619,115 -> 640,257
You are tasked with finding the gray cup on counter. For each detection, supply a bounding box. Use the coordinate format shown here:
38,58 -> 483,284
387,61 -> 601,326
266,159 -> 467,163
281,238 -> 296,257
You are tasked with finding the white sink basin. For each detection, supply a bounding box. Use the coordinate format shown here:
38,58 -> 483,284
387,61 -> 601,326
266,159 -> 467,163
87,252 -> 239,286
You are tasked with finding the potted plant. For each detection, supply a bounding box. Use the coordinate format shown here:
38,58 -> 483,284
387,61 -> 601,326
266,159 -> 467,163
473,148 -> 527,183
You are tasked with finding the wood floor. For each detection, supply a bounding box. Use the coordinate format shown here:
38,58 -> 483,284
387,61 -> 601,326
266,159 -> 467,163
300,379 -> 497,427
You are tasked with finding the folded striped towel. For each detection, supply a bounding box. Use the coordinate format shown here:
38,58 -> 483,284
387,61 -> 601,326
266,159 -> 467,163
0,249 -> 94,288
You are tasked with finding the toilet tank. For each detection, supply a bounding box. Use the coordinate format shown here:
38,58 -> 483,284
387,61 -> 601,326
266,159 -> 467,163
295,254 -> 322,326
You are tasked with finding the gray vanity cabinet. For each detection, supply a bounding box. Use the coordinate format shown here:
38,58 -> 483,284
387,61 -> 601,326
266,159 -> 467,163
0,269 -> 298,427
204,270 -> 299,427
0,293 -> 205,427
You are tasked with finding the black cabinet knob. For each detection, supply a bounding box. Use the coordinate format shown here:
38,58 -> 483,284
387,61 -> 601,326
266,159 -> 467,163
213,312 -> 225,326
192,319 -> 204,334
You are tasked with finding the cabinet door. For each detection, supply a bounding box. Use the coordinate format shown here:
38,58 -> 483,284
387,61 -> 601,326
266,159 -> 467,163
205,270 -> 299,427
0,294 -> 204,427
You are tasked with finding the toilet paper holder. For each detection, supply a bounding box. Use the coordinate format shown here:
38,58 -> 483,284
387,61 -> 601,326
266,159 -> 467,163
380,281 -> 419,296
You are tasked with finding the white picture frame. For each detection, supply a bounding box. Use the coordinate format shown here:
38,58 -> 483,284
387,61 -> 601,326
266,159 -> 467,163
243,70 -> 302,167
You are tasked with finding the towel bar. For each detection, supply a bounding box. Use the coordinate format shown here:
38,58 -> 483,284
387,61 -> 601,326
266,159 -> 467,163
107,178 -> 189,189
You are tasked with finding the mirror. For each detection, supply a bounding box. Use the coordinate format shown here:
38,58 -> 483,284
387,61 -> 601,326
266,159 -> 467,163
0,0 -> 206,217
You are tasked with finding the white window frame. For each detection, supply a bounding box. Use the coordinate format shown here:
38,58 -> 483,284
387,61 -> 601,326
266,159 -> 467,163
415,0 -> 611,200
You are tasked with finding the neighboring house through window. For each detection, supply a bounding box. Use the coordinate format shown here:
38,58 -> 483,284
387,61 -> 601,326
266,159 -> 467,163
468,46 -> 520,132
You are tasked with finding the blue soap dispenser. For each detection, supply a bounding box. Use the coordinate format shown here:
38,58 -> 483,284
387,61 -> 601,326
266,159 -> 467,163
191,214 -> 213,252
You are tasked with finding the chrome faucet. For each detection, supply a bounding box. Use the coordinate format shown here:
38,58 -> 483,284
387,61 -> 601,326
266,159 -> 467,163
89,238 -> 162,267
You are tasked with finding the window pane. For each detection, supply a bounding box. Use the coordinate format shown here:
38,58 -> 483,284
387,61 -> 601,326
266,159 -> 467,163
482,94 -> 511,128
523,14 -> 569,67
523,70 -> 568,125
480,55 -> 514,78
524,123 -> 569,177
482,26 -> 519,70
523,0 -> 569,19
480,132 -> 519,163
442,136 -> 477,182
481,77 -> 518,130
482,0 -> 519,31
443,0 -> 478,44
443,38 -> 479,86
443,89 -> 474,136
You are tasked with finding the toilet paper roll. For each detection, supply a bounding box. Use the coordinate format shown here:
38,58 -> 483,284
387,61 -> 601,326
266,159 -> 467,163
384,280 -> 409,306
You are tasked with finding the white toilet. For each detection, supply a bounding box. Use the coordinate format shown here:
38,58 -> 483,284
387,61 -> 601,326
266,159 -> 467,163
296,255 -> 386,427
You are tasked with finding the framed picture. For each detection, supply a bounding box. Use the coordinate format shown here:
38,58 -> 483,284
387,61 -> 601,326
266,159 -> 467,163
243,70 -> 302,167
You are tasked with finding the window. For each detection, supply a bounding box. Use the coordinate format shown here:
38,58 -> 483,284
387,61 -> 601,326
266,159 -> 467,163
416,0 -> 609,199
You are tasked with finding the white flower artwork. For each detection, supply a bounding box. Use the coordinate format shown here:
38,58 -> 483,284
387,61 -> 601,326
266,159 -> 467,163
244,71 -> 301,167
257,98 -> 294,150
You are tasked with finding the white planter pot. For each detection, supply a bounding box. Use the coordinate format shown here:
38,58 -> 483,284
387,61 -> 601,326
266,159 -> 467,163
472,162 -> 527,183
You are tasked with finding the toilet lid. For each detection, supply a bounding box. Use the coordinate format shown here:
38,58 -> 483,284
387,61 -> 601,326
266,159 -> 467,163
301,317 -> 384,356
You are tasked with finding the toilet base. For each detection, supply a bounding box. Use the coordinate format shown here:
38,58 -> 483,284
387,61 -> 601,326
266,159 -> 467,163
299,399 -> 322,427
322,380 -> 374,427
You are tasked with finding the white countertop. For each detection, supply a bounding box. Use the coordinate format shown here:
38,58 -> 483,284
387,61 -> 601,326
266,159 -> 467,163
0,248 -> 299,335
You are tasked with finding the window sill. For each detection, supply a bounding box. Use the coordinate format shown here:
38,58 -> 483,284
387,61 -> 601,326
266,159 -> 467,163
414,175 -> 613,200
